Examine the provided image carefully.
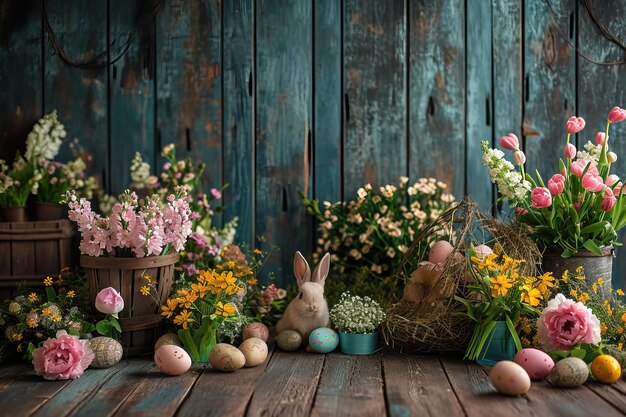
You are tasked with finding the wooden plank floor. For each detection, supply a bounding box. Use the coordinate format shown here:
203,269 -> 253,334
0,349 -> 624,417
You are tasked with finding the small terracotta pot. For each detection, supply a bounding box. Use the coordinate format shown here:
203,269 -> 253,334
34,202 -> 66,221
0,207 -> 26,222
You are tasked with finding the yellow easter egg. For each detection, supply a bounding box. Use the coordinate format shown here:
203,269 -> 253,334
591,354 -> 621,384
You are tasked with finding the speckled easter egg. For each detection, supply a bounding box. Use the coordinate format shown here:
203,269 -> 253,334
239,337 -> 269,367
591,355 -> 622,384
549,357 -> 589,387
514,348 -> 554,379
155,333 -> 182,351
154,345 -> 192,376
428,241 -> 454,265
209,343 -> 246,371
489,361 -> 531,395
243,322 -> 270,342
276,330 -> 302,351
90,337 -> 123,368
308,328 -> 339,354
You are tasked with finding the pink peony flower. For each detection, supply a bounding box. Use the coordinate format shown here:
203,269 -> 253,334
608,106 -> 626,123
513,150 -> 526,165
537,293 -> 601,351
570,159 -> 598,177
498,133 -> 519,151
601,189 -> 617,211
210,188 -> 222,199
566,116 -> 586,134
32,330 -> 94,380
563,143 -> 577,159
531,187 -> 552,208
95,287 -> 124,314
548,174 -> 565,195
596,132 -> 606,145
582,172 -> 605,193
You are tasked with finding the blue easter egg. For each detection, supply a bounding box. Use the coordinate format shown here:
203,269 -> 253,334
309,327 -> 339,353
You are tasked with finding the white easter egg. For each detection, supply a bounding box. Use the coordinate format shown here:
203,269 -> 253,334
154,345 -> 192,376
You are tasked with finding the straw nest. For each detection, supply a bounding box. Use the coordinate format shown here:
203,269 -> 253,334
382,199 -> 541,354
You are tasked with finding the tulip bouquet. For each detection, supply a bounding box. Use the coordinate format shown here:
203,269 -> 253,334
482,106 -> 626,257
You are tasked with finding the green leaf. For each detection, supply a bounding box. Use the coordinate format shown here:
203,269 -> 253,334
45,287 -> 57,303
96,320 -> 112,337
580,221 -> 609,235
505,315 -> 522,352
67,328 -> 80,336
548,350 -> 570,362
570,348 -> 586,359
110,317 -> 122,333
583,239 -> 603,256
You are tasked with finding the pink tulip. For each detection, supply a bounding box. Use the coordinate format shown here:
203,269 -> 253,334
601,189 -> 617,211
563,143 -> 577,159
548,174 -> 565,195
570,159 -> 598,177
515,207 -> 529,217
95,287 -> 124,315
513,150 -> 526,165
210,188 -> 222,199
606,174 -> 620,187
581,172 -> 605,193
531,187 -> 552,209
596,132 -> 606,145
499,133 -> 519,151
613,182 -> 623,196
608,106 -> 626,123
566,117 -> 586,134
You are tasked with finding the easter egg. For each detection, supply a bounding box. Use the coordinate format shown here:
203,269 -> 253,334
209,343 -> 246,371
591,355 -> 622,384
154,345 -> 192,376
514,348 -> 554,379
474,244 -> 493,260
239,337 -> 269,367
90,337 -> 123,368
155,333 -> 182,351
489,361 -> 531,395
243,322 -> 270,342
276,330 -> 302,351
428,241 -> 454,265
549,357 -> 589,387
308,328 -> 339,354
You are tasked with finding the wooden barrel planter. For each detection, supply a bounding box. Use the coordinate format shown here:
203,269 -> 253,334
81,252 -> 179,357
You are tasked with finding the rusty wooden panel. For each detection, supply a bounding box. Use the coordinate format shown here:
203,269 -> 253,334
109,0 -> 156,194
409,0 -> 465,198
314,0 -> 342,203
43,0 -> 108,188
255,0 -> 312,285
0,1 -> 42,162
523,0 -> 576,176
343,0 -> 406,196
223,0 -> 254,246
156,0 -> 223,220
466,0 -> 492,210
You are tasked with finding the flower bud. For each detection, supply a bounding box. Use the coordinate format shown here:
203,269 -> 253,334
608,152 -> 618,163
513,151 -> 526,166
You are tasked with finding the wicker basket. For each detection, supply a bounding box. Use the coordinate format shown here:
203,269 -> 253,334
81,252 -> 179,357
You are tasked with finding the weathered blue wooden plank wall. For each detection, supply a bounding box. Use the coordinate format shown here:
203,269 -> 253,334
1,0 -> 626,287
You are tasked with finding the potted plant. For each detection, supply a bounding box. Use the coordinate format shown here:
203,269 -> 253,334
481,106 -> 626,292
330,292 -> 386,355
0,155 -> 41,222
455,245 -> 552,366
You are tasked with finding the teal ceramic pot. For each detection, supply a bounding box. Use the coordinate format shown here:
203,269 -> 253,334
338,331 -> 379,355
477,321 -> 516,366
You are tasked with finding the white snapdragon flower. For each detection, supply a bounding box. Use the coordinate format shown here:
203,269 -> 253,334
25,110 -> 66,161
576,141 -> 602,163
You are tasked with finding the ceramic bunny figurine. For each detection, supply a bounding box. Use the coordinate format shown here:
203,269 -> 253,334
275,251 -> 331,344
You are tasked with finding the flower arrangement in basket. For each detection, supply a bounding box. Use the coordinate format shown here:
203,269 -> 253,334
382,199 -> 541,354
330,292 -> 386,355
482,106 -> 626,290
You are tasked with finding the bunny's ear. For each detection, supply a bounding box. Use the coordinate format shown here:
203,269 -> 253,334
312,252 -> 331,286
293,251 -> 311,288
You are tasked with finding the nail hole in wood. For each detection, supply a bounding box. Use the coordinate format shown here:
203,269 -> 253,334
282,186 -> 288,212
564,98 -> 568,110
569,12 -> 574,39
185,128 -> 191,151
345,94 -> 350,121
112,65 -> 117,80
156,129 -> 161,150
307,129 -> 312,166
427,96 -> 435,117
248,71 -> 252,96
485,96 -> 491,126
525,74 -> 530,102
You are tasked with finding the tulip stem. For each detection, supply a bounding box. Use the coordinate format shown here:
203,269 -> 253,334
566,133 -> 572,170
599,120 -> 611,169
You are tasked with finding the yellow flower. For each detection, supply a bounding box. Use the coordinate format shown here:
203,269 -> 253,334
490,274 -> 513,297
161,299 -> 178,319
537,272 -> 555,295
175,289 -> 198,308
617,326 -> 624,335
12,333 -> 22,342
140,286 -> 151,296
600,323 -> 608,333
43,276 -> 53,286
607,303 -> 613,317
35,332 -> 43,339
227,261 -> 235,269
191,282 -> 210,298
253,249 -> 263,255
247,277 -> 258,285
51,314 -> 61,323
598,277 -> 605,286
27,319 -> 38,328
173,310 -> 194,329
576,266 -> 583,274
618,342 -> 623,351
622,311 -> 626,323
592,283 -> 598,294
16,344 -> 23,353
570,289 -> 578,298
66,290 -> 76,299
617,289 -> 625,297
561,270 -> 569,283
27,293 -> 38,303
143,275 -> 152,284
42,308 -> 51,316
521,288 -> 542,307
206,270 -> 240,295
215,302 -> 236,318
578,292 -> 590,304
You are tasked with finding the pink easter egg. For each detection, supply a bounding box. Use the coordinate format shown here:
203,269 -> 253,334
514,348 -> 554,379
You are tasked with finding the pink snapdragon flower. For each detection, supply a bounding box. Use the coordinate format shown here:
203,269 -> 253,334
537,293 -> 601,351
570,159 -> 598,177
581,172 -> 606,193
563,143 -> 577,159
32,330 -> 94,380
531,187 -> 552,208
547,174 -> 565,195
566,117 -> 586,134
608,106 -> 626,123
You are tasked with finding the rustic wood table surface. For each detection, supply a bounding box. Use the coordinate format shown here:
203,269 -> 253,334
0,347 -> 624,417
